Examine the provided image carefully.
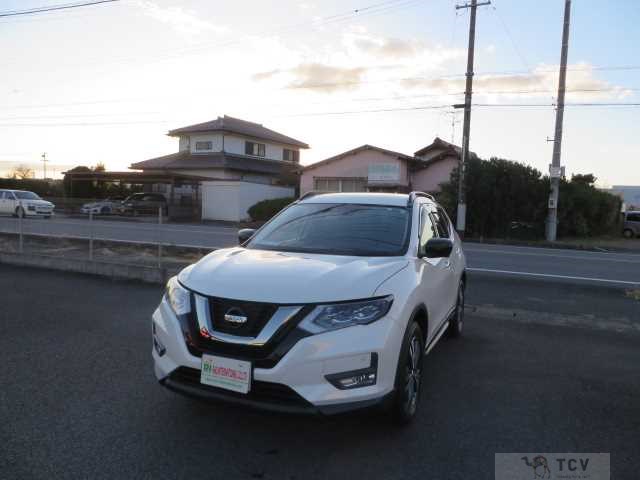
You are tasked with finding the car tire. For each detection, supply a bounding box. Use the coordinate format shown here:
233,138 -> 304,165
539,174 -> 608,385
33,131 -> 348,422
15,207 -> 25,219
101,206 -> 110,215
623,229 -> 634,239
391,321 -> 425,425
448,280 -> 465,338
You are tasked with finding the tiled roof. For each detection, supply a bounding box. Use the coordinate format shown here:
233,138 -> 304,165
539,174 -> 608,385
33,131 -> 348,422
303,144 -> 421,172
167,115 -> 309,149
130,151 -> 301,175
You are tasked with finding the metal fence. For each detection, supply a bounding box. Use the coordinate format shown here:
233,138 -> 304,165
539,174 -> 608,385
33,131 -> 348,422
0,208 -> 235,270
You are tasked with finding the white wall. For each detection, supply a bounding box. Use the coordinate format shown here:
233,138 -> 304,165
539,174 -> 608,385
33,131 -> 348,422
201,181 -> 294,222
189,133 -> 224,153
179,132 -> 300,161
222,134 -> 296,161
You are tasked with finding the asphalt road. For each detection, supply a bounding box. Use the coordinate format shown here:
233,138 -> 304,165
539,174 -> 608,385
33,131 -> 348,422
1,265 -> 638,479
0,215 -> 238,249
1,214 -> 639,286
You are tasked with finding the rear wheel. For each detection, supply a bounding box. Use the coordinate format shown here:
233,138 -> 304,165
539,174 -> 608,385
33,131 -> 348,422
448,280 -> 465,338
392,321 -> 424,425
623,229 -> 634,239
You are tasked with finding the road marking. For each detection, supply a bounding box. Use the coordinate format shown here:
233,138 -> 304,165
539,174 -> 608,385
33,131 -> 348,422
464,247 -> 640,264
464,242 -> 640,258
467,267 -> 640,286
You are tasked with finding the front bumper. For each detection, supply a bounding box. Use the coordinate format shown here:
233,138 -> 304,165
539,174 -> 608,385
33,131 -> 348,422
25,208 -> 53,217
152,298 -> 404,414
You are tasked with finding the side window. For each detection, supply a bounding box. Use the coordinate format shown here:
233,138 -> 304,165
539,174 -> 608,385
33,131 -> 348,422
432,208 -> 451,238
0,191 -> 5,199
419,207 -> 437,250
627,213 -> 640,222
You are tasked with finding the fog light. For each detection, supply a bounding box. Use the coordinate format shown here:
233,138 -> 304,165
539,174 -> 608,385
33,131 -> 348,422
325,353 -> 378,390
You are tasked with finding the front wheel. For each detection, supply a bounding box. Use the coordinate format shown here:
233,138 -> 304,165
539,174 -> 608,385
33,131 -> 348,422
623,229 -> 634,239
448,280 -> 465,338
392,321 -> 424,425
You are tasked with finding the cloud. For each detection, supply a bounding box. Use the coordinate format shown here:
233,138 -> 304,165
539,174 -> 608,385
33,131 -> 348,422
134,1 -> 228,36
251,69 -> 282,82
352,36 -> 423,59
400,63 -> 632,100
287,63 -> 368,92
252,62 -> 369,93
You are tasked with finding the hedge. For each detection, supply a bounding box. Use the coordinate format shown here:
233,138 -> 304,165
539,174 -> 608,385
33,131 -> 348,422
247,197 -> 295,222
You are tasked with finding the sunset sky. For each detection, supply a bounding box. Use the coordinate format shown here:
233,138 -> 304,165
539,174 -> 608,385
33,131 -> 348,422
1,0 -> 638,185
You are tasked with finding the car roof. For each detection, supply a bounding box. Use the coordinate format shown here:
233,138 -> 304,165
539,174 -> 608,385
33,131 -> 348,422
298,192 -> 432,207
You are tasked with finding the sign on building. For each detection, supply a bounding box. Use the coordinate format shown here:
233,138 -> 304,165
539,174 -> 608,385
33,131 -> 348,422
368,164 -> 400,183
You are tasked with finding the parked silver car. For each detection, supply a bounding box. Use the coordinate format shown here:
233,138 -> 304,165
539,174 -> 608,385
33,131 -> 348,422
623,211 -> 640,238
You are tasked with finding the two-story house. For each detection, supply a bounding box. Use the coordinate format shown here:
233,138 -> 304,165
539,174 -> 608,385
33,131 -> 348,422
300,137 -> 476,195
131,115 -> 309,221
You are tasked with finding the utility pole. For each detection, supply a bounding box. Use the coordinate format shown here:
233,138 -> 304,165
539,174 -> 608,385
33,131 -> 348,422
546,0 -> 572,242
41,152 -> 48,180
454,0 -> 490,237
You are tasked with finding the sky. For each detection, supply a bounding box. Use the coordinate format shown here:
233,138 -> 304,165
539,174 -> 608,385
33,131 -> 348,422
1,0 -> 639,186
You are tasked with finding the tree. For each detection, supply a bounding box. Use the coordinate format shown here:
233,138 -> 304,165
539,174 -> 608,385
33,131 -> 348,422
7,165 -> 35,180
437,159 -> 621,239
93,162 -> 106,172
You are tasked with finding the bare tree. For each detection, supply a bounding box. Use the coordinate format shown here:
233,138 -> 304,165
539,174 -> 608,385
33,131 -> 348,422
7,165 -> 35,179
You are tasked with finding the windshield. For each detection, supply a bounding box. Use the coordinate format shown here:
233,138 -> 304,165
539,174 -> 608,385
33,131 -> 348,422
13,191 -> 41,200
246,203 -> 411,256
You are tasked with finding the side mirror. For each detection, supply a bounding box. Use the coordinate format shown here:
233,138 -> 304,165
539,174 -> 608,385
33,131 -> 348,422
420,238 -> 453,258
238,228 -> 256,244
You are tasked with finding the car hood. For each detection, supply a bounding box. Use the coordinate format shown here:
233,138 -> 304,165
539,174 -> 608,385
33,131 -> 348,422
178,247 -> 409,304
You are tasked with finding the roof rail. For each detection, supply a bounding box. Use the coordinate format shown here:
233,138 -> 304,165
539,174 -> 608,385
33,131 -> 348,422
298,191 -> 325,202
407,191 -> 435,207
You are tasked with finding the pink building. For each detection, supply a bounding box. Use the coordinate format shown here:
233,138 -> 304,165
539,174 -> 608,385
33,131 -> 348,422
301,137 -> 473,195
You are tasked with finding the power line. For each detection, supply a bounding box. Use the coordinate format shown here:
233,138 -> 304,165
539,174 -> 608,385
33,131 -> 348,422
0,101 -> 638,127
282,65 -> 640,91
491,1 -> 530,71
0,0 -> 119,18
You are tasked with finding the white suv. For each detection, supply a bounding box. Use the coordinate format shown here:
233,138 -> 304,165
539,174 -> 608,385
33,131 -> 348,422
152,192 -> 466,423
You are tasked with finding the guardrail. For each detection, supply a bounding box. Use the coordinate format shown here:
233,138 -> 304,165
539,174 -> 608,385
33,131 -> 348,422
0,208 -> 231,273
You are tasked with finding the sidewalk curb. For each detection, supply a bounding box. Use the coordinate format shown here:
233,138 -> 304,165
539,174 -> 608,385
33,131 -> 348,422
0,252 -> 177,284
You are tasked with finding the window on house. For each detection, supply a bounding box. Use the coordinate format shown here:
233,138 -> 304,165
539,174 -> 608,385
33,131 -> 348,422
245,141 -> 266,157
195,141 -> 213,151
314,178 -> 367,192
283,149 -> 299,162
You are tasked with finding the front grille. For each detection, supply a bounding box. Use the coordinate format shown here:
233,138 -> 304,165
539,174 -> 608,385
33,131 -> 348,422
208,297 -> 278,337
168,367 -> 310,408
178,292 -> 313,369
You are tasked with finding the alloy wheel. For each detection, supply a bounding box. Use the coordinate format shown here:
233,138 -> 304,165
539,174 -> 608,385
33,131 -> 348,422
404,334 -> 422,415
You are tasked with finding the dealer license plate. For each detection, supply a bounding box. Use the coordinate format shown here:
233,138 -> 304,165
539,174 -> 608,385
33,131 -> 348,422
200,354 -> 251,394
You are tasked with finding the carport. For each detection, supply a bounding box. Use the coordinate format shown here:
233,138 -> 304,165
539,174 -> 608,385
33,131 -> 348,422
62,170 -> 209,220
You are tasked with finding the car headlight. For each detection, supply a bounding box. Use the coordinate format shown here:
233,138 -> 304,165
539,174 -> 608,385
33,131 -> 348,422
300,296 -> 393,334
165,276 -> 191,316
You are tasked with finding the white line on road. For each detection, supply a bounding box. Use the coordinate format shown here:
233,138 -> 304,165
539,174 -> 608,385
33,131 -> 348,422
464,247 -> 640,264
467,267 -> 640,286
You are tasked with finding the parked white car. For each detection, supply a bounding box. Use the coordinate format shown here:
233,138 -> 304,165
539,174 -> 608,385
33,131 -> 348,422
152,192 -> 466,423
0,189 -> 54,218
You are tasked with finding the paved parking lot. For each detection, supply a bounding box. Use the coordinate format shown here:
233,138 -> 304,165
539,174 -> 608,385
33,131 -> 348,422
1,264 -> 638,479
